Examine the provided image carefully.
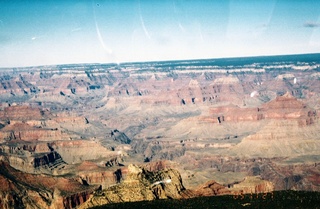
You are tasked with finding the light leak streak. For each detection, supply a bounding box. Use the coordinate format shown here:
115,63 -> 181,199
199,25 -> 204,42
250,91 -> 258,97
71,27 -> 82,32
173,1 -> 186,32
31,35 -> 45,41
138,0 -> 151,40
92,0 -> 113,54
152,179 -> 172,186
178,22 -> 186,32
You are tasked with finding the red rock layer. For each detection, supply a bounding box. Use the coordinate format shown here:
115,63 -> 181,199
0,160 -> 97,209
181,180 -> 231,198
209,93 -> 317,125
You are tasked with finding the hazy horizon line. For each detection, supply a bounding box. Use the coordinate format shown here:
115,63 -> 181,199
1,52 -> 319,69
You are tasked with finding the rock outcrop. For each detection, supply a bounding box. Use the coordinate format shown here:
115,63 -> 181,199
230,176 -> 274,194
0,160 -> 97,209
182,180 -> 231,198
0,105 -> 48,121
80,164 -> 186,208
50,140 -> 116,164
1,55 -> 320,208
209,92 -> 317,125
76,161 -> 128,189
0,143 -> 67,174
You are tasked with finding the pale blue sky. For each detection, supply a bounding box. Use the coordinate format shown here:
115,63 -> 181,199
0,0 -> 320,67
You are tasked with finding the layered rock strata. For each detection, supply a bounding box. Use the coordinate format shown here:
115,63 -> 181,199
0,161 -> 97,209
79,164 -> 186,208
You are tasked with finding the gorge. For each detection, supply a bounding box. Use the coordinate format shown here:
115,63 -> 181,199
0,54 -> 320,208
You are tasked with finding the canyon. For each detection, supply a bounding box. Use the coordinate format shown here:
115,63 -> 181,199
0,54 -> 319,208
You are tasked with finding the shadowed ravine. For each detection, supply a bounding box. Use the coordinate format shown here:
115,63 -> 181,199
0,54 -> 320,208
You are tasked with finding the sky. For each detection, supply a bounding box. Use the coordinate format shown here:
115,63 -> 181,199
0,0 -> 320,67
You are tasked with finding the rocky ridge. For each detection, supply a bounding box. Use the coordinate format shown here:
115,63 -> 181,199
0,55 -> 320,207
0,161 -> 97,209
79,164 -> 186,208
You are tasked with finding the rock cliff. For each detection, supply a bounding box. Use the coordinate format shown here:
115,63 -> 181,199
79,164 -> 186,208
0,160 -> 97,209
1,56 -> 320,208
209,92 -> 317,125
230,176 -> 274,194
182,180 -> 231,198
